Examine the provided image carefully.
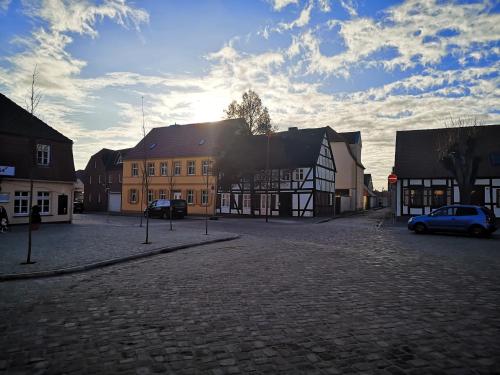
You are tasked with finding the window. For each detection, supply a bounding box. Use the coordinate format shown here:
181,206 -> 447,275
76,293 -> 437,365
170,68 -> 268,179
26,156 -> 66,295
294,168 -> 304,181
202,160 -> 210,175
94,160 -> 97,168
160,162 -> 168,176
329,193 -> 334,206
131,163 -> 139,177
108,175 -> 112,183
187,190 -> 194,204
221,193 -> 229,207
431,207 -> 455,216
404,187 -> 424,207
14,191 -> 29,215
430,188 -> 448,208
118,174 -> 122,183
497,190 -> 500,208
173,191 -> 182,199
148,189 -> 154,203
187,161 -> 195,175
98,175 -> 101,184
456,207 -> 478,216
159,189 -> 166,200
89,175 -> 92,184
36,144 -> 50,166
88,193 -> 92,203
148,162 -> 155,176
243,194 -> 251,209
174,161 -> 181,176
201,190 -> 209,205
37,192 -> 50,214
98,193 -> 101,203
281,169 -> 290,181
260,194 -> 270,210
129,189 -> 137,204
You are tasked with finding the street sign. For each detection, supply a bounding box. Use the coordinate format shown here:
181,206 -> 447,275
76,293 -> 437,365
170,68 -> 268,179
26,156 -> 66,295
0,166 -> 15,176
388,173 -> 398,184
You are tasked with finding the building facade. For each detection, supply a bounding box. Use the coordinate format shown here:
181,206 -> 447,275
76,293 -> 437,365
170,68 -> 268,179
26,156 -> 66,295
0,93 -> 75,224
83,148 -> 130,212
327,129 -> 365,212
122,119 -> 244,216
394,125 -> 500,217
217,127 -> 336,217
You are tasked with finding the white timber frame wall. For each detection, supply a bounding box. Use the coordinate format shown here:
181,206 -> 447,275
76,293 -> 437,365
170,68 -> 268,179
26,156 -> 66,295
217,133 -> 336,217
396,177 -> 500,217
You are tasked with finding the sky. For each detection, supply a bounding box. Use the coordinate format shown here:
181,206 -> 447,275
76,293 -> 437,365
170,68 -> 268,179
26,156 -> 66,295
0,0 -> 499,190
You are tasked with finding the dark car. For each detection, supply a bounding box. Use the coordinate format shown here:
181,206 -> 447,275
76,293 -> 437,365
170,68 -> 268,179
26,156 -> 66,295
145,199 -> 187,219
408,205 -> 497,237
73,200 -> 84,213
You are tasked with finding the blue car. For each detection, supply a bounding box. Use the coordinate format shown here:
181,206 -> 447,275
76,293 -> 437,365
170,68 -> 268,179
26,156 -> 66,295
408,205 -> 497,237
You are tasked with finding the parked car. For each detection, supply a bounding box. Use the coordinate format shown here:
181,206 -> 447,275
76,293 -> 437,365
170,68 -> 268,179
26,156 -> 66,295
144,199 -> 187,219
408,205 -> 497,237
73,200 -> 84,213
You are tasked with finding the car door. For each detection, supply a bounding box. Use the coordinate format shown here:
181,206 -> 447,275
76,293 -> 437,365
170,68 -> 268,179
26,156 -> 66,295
454,207 -> 478,231
428,207 -> 454,230
148,200 -> 158,217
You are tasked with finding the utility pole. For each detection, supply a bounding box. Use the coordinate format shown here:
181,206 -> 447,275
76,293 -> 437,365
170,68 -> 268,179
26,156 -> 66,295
141,96 -> 150,244
205,160 -> 210,235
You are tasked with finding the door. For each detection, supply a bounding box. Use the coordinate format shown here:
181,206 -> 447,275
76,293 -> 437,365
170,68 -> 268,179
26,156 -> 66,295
108,193 -> 121,212
454,206 -> 479,230
58,194 -> 68,215
279,193 -> 292,216
428,207 -> 455,230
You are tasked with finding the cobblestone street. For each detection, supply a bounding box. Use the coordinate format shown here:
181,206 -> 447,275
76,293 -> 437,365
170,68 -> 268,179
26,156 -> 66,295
1,212 -> 499,374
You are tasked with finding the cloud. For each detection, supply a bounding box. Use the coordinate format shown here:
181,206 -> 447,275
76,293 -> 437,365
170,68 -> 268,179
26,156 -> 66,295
340,0 -> 357,17
270,0 -> 298,11
278,0 -> 314,30
0,0 -> 10,11
317,0 -> 331,12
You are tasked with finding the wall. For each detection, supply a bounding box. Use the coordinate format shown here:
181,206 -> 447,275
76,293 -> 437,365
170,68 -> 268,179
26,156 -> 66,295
122,156 -> 216,215
0,178 -> 74,224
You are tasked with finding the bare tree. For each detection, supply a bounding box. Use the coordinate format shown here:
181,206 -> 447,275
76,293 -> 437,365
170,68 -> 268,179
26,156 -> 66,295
22,65 -> 42,265
437,116 -> 483,205
139,97 -> 151,244
224,90 -> 273,135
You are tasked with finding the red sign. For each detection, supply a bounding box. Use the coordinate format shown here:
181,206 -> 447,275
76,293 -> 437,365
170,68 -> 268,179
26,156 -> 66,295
388,173 -> 398,184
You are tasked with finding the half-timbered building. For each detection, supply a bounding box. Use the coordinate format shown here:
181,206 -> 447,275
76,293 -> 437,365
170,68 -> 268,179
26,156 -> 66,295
217,127 -> 336,217
394,125 -> 500,217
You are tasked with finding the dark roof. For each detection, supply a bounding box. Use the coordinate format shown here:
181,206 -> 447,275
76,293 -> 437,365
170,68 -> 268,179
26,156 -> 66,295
394,125 -> 500,178
339,131 -> 360,144
75,169 -> 86,180
220,127 -> 332,171
124,119 -> 246,160
86,147 -> 132,171
0,93 -> 72,143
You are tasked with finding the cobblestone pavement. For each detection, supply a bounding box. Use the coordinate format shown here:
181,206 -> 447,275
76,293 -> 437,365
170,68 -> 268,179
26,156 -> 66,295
0,214 -> 235,275
1,211 -> 499,374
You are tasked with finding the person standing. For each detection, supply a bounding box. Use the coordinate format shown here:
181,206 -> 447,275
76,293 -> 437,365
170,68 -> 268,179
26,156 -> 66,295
0,206 -> 8,233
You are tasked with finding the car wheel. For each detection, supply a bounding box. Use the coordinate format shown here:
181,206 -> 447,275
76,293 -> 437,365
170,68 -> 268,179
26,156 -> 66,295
469,225 -> 486,238
414,223 -> 426,234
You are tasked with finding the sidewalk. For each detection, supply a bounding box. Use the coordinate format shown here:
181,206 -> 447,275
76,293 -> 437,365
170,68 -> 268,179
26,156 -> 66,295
0,215 -> 238,280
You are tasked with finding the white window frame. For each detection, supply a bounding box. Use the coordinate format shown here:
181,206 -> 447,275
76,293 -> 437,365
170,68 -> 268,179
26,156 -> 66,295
243,194 -> 251,209
201,190 -> 209,205
36,144 -> 50,166
173,191 -> 182,199
147,162 -> 155,176
131,163 -> 139,177
221,193 -> 230,207
294,168 -> 304,181
187,160 -> 195,175
148,189 -> 154,203
187,190 -> 194,204
14,191 -> 29,215
160,162 -> 167,176
202,160 -> 210,175
159,189 -> 166,200
174,161 -> 181,176
129,189 -> 137,204
37,191 -> 50,214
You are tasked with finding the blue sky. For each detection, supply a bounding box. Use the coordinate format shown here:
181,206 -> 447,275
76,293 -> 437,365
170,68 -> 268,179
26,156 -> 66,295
0,0 -> 499,189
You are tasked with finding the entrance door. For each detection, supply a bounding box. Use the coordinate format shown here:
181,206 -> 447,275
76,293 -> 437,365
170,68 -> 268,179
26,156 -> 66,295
58,194 -> 68,215
279,193 -> 292,216
108,192 -> 121,212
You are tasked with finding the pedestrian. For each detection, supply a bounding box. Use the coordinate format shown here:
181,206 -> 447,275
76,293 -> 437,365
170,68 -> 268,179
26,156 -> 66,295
0,205 -> 8,233
31,205 -> 41,231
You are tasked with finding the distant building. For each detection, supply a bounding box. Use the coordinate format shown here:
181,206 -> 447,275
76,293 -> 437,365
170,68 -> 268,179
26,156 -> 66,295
363,173 -> 377,209
327,129 -> 365,213
83,148 -> 130,212
0,93 -> 75,224
217,127 -> 336,217
122,119 -> 244,216
74,169 -> 85,201
394,125 -> 500,217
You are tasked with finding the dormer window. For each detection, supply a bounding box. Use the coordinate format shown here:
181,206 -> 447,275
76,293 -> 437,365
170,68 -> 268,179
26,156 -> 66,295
36,144 -> 50,166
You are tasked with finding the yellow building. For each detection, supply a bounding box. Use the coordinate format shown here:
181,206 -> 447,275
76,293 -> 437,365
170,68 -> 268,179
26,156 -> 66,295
121,119 -> 244,216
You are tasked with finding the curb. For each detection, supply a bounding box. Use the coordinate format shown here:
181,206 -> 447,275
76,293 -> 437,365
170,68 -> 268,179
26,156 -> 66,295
0,235 -> 240,282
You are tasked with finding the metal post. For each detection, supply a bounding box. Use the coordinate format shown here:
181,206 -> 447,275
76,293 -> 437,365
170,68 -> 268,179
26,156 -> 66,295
205,160 -> 209,235
22,141 -> 35,265
265,132 -> 270,223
